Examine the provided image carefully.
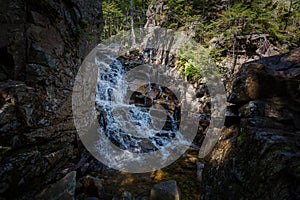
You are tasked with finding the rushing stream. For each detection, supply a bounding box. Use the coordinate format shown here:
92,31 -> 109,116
95,57 -> 186,154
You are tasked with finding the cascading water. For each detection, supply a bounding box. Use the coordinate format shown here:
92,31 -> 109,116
95,55 -> 184,155
73,28 -> 226,172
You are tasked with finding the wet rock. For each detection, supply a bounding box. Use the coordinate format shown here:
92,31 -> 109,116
36,171 -> 76,200
150,180 -> 180,200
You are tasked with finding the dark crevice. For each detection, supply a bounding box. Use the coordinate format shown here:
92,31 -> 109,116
0,46 -> 15,81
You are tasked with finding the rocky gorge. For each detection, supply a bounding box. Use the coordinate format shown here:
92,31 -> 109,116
0,0 -> 300,200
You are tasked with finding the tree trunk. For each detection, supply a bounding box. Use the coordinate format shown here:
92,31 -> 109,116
130,0 -> 136,47
284,0 -> 293,30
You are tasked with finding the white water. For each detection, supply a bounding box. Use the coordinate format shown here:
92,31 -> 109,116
73,28 -> 227,171
95,57 -> 185,154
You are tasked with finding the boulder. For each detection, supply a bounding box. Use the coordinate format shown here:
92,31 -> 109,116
150,180 -> 180,200
36,171 -> 76,200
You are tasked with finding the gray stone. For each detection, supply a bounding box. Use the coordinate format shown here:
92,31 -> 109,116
196,162 -> 205,182
150,180 -> 180,200
36,171 -> 76,200
121,191 -> 134,200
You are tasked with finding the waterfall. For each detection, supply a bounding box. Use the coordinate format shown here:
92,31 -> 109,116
95,57 -> 184,154
72,27 -> 226,172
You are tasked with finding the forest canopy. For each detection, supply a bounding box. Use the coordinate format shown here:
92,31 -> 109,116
101,0 -> 300,78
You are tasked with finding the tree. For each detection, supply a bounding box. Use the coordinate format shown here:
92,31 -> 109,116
130,0 -> 137,46
101,0 -> 150,41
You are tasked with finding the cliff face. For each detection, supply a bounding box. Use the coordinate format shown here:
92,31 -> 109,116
0,0 -> 102,198
202,48 -> 300,199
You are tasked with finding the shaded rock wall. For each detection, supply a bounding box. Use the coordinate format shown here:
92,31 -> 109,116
0,0 -> 103,198
202,48 -> 300,199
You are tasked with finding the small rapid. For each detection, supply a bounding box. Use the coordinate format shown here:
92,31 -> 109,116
95,56 -> 184,154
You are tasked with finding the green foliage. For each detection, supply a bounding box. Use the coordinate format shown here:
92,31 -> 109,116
81,19 -> 89,26
101,0 -> 150,40
206,3 -> 256,36
101,1 -> 126,39
177,58 -> 200,82
157,0 -> 300,63
103,1 -> 124,18
205,0 -> 300,59
165,0 -> 201,30
101,0 -> 300,74
176,41 -> 212,82
74,19 -> 96,41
